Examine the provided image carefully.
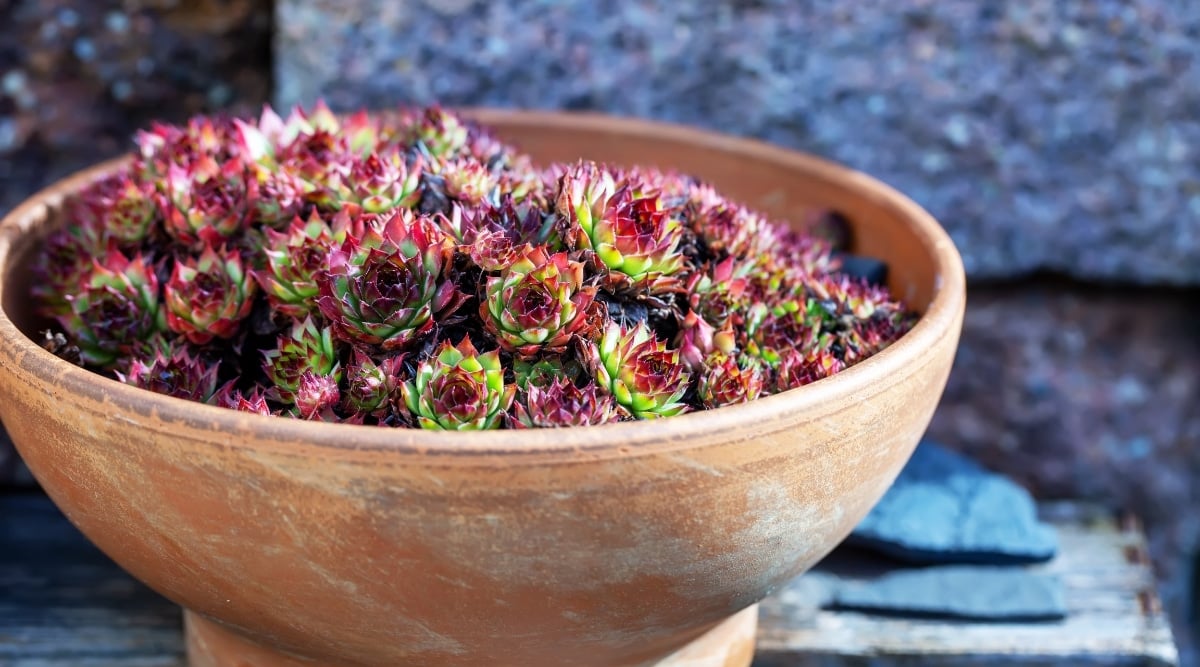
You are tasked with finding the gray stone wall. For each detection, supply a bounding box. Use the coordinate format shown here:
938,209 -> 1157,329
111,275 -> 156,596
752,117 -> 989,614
277,0 -> 1200,286
0,1 -> 272,212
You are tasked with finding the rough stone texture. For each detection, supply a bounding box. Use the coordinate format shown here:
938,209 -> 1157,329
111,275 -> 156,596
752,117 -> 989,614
0,0 -> 273,214
850,440 -> 1058,565
277,0 -> 1200,285
0,0 -> 273,491
927,284 -> 1200,666
830,566 -> 1067,622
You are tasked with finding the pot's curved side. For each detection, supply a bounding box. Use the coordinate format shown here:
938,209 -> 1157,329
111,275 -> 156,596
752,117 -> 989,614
0,113 -> 964,667
0,332 -> 953,666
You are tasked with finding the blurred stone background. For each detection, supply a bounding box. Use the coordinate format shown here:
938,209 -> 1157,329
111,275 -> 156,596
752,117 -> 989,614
3,0 -> 1198,663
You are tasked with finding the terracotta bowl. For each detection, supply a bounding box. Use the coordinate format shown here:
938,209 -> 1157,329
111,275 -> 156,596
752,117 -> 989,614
0,111 -> 965,667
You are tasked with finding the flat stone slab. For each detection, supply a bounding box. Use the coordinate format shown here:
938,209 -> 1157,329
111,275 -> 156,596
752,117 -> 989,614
830,565 -> 1066,622
850,440 -> 1058,564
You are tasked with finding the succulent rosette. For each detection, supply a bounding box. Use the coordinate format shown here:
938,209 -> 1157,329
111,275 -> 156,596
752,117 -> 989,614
332,149 -> 422,213
404,106 -> 470,160
164,244 -> 257,344
117,344 -> 220,402
317,211 -> 465,350
211,383 -> 274,416
440,157 -> 498,206
57,244 -> 163,368
262,317 -> 343,404
583,322 -> 692,419
34,220 -> 107,320
74,174 -> 159,246
481,247 -> 597,356
775,347 -> 844,392
512,356 -> 587,391
293,371 -> 342,421
696,352 -> 765,408
682,185 -> 765,259
511,378 -> 623,429
158,157 -> 252,248
256,211 -> 336,318
400,338 -> 515,431
558,164 -> 685,293
343,351 -> 404,417
677,257 -> 750,368
34,102 -> 916,429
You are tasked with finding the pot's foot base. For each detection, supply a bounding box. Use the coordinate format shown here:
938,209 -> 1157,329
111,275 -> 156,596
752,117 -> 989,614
184,605 -> 757,667
651,604 -> 757,667
186,613 -> 318,667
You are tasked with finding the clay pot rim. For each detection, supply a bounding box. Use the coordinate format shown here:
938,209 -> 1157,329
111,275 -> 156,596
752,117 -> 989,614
0,109 -> 964,460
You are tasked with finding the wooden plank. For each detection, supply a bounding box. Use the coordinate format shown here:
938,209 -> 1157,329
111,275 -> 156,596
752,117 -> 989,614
755,502 -> 1179,666
0,495 -> 1179,666
0,493 -> 184,667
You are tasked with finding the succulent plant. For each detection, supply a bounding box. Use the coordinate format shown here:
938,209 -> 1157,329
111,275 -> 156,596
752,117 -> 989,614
164,243 -> 257,345
318,211 -> 465,351
558,163 -> 685,293
255,211 -> 336,318
332,150 -> 422,213
35,102 -> 915,430
696,352 -> 765,408
582,321 -> 691,419
481,247 -> 598,356
405,106 -> 470,160
117,344 -> 219,402
262,317 -> 342,404
293,370 -> 342,421
211,382 -> 274,416
512,355 -> 587,391
400,338 -> 515,430
84,174 -> 159,246
342,351 -> 404,418
511,378 -> 623,428
775,347 -> 844,392
57,244 -> 163,368
158,157 -> 251,248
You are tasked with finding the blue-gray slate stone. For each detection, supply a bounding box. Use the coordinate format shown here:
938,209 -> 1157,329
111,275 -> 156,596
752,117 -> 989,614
850,440 -> 1059,564
276,0 -> 1200,285
830,565 -> 1067,622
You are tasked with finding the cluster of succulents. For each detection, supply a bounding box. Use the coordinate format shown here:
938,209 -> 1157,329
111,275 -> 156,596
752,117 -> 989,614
33,103 -> 915,430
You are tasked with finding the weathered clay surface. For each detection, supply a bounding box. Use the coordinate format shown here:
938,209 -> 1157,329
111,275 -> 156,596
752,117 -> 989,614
277,0 -> 1200,285
0,1 -> 271,213
0,114 -> 964,667
927,284 -> 1200,666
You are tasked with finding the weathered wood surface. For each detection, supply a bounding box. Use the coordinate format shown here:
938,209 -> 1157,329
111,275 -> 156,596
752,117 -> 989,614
0,495 -> 1178,666
0,493 -> 184,667
756,502 -> 1179,666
